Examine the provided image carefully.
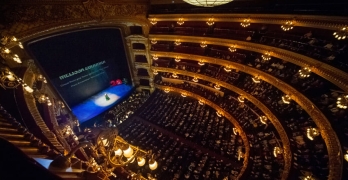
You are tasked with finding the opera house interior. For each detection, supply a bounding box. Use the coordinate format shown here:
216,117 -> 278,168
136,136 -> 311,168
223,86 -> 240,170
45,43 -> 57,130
0,0 -> 348,180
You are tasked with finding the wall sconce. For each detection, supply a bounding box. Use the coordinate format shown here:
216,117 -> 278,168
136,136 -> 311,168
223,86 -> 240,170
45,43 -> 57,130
0,67 -> 33,93
224,66 -> 232,72
273,146 -> 282,157
233,128 -> 238,135
172,73 -> 178,78
153,70 -> 158,75
177,18 -> 185,25
206,18 -> 214,26
241,18 -> 251,27
192,77 -> 198,83
164,89 -> 170,93
181,93 -> 187,97
37,74 -> 47,83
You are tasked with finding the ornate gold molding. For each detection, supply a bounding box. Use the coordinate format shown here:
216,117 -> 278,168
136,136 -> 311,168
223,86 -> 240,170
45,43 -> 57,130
151,53 -> 342,180
149,35 -> 348,92
148,14 -> 348,30
154,68 -> 291,180
155,85 -> 250,180
23,69 -> 66,152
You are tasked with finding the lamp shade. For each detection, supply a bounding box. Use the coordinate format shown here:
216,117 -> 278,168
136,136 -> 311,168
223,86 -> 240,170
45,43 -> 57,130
183,0 -> 233,7
114,148 -> 122,156
137,157 -> 146,166
149,160 -> 158,170
123,146 -> 134,158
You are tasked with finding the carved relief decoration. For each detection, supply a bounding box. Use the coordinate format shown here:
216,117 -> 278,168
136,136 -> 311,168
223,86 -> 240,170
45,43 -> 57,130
83,0 -> 105,21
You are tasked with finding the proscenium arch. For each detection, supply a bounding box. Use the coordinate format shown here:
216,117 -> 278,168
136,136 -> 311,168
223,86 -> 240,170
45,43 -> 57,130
151,52 -> 342,180
149,35 -> 348,92
154,67 -> 292,180
155,85 -> 250,180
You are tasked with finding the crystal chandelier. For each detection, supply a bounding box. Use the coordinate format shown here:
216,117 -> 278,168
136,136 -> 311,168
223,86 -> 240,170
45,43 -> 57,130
299,67 -> 311,78
281,21 -> 294,31
241,18 -> 251,28
183,0 -> 233,7
333,27 -> 347,40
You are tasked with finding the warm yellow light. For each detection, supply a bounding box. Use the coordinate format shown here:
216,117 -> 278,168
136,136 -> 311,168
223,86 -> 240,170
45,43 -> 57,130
177,18 -> 184,25
137,157 -> 146,166
252,76 -> 261,83
149,160 -> 158,170
214,84 -> 220,90
216,111 -> 222,117
238,96 -> 244,103
206,18 -> 214,26
198,60 -> 205,66
200,41 -> 207,48
192,77 -> 198,82
123,146 -> 134,158
241,18 -> 250,27
114,148 -> 122,156
174,40 -> 181,46
175,57 -> 181,62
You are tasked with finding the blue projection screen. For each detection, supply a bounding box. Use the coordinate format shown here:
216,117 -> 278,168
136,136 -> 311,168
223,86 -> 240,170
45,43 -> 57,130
72,84 -> 132,123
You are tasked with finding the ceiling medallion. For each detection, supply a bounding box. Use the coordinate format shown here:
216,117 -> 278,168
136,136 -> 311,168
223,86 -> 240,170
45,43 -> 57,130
183,0 -> 234,7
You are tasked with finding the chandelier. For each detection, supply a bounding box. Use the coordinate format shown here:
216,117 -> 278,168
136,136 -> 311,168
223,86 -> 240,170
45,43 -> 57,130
241,18 -> 251,28
50,128 -> 158,179
200,41 -> 207,48
262,51 -> 271,61
281,21 -> 294,31
259,116 -> 267,124
252,76 -> 261,83
183,0 -> 233,7
198,99 -> 204,105
224,66 -> 232,72
306,127 -> 320,140
333,27 -> 347,40
174,57 -> 181,62
152,54 -> 158,60
198,60 -> 205,66
228,45 -> 237,52
298,67 -> 311,78
282,95 -> 291,104
150,39 -> 157,45
0,67 -> 33,93
238,96 -> 245,103
174,40 -> 181,46
337,95 -> 348,109
172,73 -> 178,78
149,18 -> 157,25
192,77 -> 198,83
206,18 -> 215,26
177,18 -> 185,25
216,111 -> 222,117
153,70 -> 158,75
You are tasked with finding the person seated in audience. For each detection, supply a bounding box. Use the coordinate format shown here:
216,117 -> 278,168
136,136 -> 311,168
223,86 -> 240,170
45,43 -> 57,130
303,31 -> 312,39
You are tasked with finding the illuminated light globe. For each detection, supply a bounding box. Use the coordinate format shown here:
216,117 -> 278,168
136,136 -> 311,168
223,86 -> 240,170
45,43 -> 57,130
137,157 -> 146,166
149,160 -> 158,170
114,148 -> 122,156
183,0 -> 234,7
123,145 -> 134,158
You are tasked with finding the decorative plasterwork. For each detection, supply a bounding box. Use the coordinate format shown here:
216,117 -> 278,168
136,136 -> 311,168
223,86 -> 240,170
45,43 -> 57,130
154,68 -> 291,180
151,52 -> 342,180
148,14 -> 348,30
155,84 -> 250,180
149,35 -> 348,92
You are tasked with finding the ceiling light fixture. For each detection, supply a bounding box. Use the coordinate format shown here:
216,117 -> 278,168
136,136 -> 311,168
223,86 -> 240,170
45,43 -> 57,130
299,67 -> 311,78
281,20 -> 294,31
333,27 -> 347,40
183,0 -> 234,7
